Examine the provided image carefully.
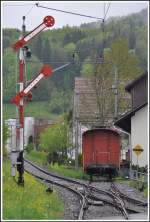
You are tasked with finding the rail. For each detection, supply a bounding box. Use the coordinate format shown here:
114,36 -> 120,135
24,159 -> 147,220
24,159 -> 87,220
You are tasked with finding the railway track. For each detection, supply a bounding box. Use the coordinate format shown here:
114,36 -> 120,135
24,159 -> 147,220
24,159 -> 87,220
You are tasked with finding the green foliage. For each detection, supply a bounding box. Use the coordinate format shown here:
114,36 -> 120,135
3,48 -> 17,102
48,163 -> 89,180
80,58 -> 95,76
3,159 -> 64,220
64,42 -> 76,56
143,186 -> 148,197
26,150 -> 89,180
94,37 -> 143,119
3,28 -> 20,50
105,37 -> 142,78
135,26 -> 147,69
3,102 -> 58,120
26,55 -> 42,80
48,89 -> 73,114
26,150 -> 47,166
3,121 -> 9,157
40,116 -> 68,156
2,8 -> 147,117
25,143 -> 34,153
3,121 -> 9,147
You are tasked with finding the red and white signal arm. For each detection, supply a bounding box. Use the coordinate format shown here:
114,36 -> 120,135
12,16 -> 55,50
11,65 -> 53,106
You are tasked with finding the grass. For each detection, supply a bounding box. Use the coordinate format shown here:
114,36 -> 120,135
115,176 -> 148,198
26,150 -> 89,180
25,149 -> 47,166
2,159 -> 64,220
3,101 -> 58,120
48,164 -> 89,180
143,186 -> 148,197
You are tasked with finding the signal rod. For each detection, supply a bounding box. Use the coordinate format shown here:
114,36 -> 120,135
17,15 -> 26,186
10,15 -> 55,185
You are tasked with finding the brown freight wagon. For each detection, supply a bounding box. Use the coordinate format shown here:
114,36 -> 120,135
82,128 -> 121,179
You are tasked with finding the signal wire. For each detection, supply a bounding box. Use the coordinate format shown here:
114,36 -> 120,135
25,4 -> 35,17
3,3 -> 35,7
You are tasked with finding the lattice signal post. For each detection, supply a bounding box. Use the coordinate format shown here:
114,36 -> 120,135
10,15 -> 55,185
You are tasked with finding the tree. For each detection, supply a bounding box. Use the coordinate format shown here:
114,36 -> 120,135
104,37 -> 142,78
48,89 -> 73,114
64,42 -> 76,58
80,57 -> 95,77
3,48 -> 17,102
41,38 -> 52,62
39,116 -> 68,164
94,37 -> 143,121
135,26 -> 147,69
30,34 -> 43,60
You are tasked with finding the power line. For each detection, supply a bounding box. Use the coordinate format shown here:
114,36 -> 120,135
36,3 -> 104,20
104,2 -> 111,20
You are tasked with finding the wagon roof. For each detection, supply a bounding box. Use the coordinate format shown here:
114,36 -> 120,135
82,127 -> 120,136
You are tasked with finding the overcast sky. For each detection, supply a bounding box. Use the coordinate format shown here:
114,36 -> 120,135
1,1 -> 148,31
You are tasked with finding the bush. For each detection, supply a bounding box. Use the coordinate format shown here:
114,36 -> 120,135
25,143 -> 34,153
78,154 -> 83,167
3,147 -> 8,158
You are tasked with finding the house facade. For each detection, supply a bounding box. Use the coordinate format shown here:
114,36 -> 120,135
6,117 -> 35,153
115,72 -> 148,167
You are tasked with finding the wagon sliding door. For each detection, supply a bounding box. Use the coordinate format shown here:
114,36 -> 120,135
92,130 -> 120,167
93,131 -> 110,164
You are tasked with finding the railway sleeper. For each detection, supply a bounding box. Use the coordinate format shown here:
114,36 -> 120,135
88,200 -> 104,206
87,194 -> 141,214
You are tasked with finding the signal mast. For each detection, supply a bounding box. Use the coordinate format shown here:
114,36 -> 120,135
11,15 -> 55,185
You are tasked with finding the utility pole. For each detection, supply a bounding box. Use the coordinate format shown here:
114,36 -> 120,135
114,65 -> 118,119
75,119 -> 79,170
75,92 -> 79,170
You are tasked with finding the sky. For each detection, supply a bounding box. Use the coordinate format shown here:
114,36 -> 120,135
1,1 -> 149,31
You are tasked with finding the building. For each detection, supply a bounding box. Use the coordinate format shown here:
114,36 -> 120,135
24,117 -> 35,147
6,117 -> 54,152
5,119 -> 17,153
72,76 -> 131,167
34,118 -> 54,149
6,117 -> 35,153
115,72 -> 148,167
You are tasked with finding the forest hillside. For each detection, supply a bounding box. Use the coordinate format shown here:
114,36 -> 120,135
3,8 -> 147,118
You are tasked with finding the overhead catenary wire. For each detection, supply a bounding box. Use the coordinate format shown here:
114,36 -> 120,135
36,3 -> 104,20
104,2 -> 111,21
